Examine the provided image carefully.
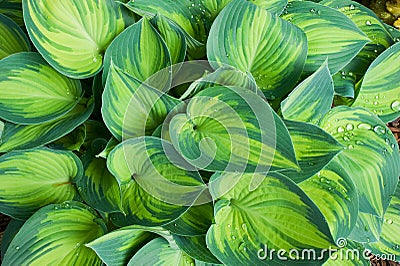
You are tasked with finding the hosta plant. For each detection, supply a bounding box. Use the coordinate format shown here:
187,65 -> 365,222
0,0 -> 400,265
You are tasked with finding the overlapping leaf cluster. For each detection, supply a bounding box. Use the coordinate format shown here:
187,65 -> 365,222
0,0 -> 399,265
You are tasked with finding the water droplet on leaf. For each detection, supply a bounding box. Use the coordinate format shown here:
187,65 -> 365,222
390,101 -> 400,111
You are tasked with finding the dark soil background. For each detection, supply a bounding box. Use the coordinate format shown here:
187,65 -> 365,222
0,1 -> 399,265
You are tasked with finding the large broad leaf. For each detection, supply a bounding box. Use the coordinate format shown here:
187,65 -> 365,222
0,13 -> 29,59
0,0 -> 23,26
0,148 -> 82,219
124,0 -> 209,58
207,0 -> 307,99
2,201 -> 107,266
102,63 -> 181,141
352,41 -> 400,122
281,1 -> 370,75
22,0 -> 127,79
299,159 -> 358,240
364,182 -> 400,262
128,237 -> 194,266
169,86 -> 299,174
319,106 -> 400,218
107,136 -> 207,226
281,61 -> 334,124
279,120 -> 344,183
86,225 -> 155,266
173,234 -> 220,264
348,212 -> 383,243
207,172 -> 336,265
102,18 -> 171,89
0,98 -> 94,152
0,52 -> 82,124
75,154 -> 122,213
164,203 -> 214,236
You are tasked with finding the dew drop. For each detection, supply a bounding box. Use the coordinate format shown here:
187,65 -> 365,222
15,246 -> 20,251
343,136 -> 350,142
231,235 -> 236,240
242,223 -> 247,231
390,101 -> 400,111
319,177 -> 326,183
227,224 -> 231,228
387,219 -> 393,224
356,140 -> 364,145
337,126 -> 345,133
373,101 -> 378,105
310,8 -> 315,13
373,125 -> 386,135
93,57 -> 98,62
349,4 -> 355,10
365,20 -> 372,26
347,144 -> 354,149
238,242 -> 247,252
346,124 -> 354,131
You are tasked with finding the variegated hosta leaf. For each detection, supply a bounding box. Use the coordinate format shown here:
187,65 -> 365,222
364,182 -> 400,261
97,137 -> 119,158
173,234 -> 221,264
164,203 -> 214,236
3,201 -> 107,266
0,13 -> 29,59
0,98 -> 94,152
86,225 -> 155,266
103,18 -> 171,90
22,0 -> 127,79
150,14 -> 187,65
0,52 -> 82,124
169,86 -> 299,174
321,0 -> 393,77
281,1 -> 370,75
0,218 -> 24,259
319,106 -> 400,218
0,148 -> 82,219
107,136 -> 206,226
348,212 -> 383,243
207,0 -> 307,99
281,61 -> 334,124
128,237 -> 194,266
75,154 -> 122,213
125,0 -> 209,59
207,172 -> 336,265
299,159 -> 358,240
352,41 -> 400,122
102,63 -> 181,141
48,124 -> 86,151
0,0 -> 23,26
323,240 -> 370,266
279,120 -> 344,183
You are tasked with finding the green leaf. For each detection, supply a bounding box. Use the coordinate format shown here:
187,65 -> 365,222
75,154 -> 122,213
299,158 -> 358,240
352,41 -> 400,122
86,225 -> 155,266
0,52 -> 82,124
207,172 -> 336,265
281,1 -> 370,75
173,234 -> 221,264
81,120 -> 111,152
102,63 -> 181,141
22,0 -> 127,79
348,212 -> 382,243
150,14 -> 187,65
0,13 -> 29,59
2,201 -> 107,266
97,137 -> 119,159
0,148 -> 82,219
364,182 -> 400,261
169,86 -> 299,173
128,237 -> 194,266
319,106 -> 400,217
0,98 -> 94,152
0,218 -> 24,259
48,124 -> 86,151
164,203 -> 214,236
107,136 -> 206,226
281,61 -> 334,124
207,0 -> 307,99
103,18 -> 171,88
279,120 -> 344,183
0,0 -> 23,26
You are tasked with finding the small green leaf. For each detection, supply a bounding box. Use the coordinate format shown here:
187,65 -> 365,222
281,1 -> 370,75
0,98 -> 94,152
208,0 -> 307,99
0,52 -> 82,124
281,61 -> 334,124
0,148 -> 82,219
3,201 -> 107,266
0,13 -> 30,59
86,225 -> 155,266
23,0 -> 127,78
207,172 -> 336,265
